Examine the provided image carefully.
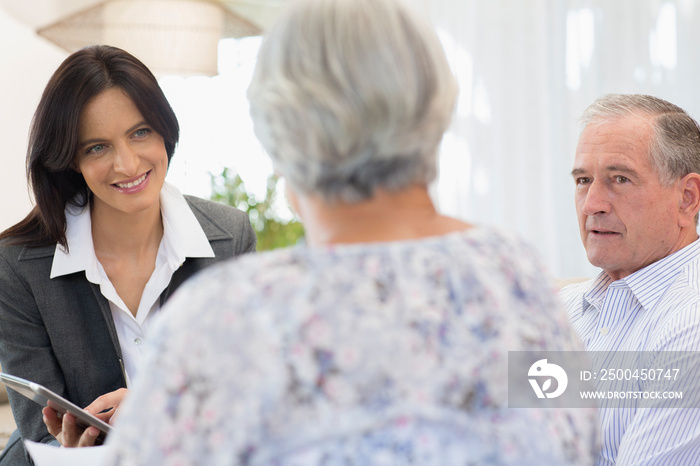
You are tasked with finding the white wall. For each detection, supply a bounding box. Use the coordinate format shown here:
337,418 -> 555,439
0,8 -> 65,231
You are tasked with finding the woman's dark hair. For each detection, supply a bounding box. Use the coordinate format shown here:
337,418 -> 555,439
0,45 -> 179,249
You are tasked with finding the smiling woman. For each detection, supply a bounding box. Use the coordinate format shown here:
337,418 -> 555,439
75,88 -> 169,223
73,87 -> 172,314
0,45 -> 256,465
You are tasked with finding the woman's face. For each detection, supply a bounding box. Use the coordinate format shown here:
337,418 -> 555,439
74,87 -> 168,220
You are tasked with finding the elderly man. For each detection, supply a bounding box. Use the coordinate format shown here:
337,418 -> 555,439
561,93 -> 700,465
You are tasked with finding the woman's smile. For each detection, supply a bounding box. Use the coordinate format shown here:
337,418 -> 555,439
113,170 -> 151,192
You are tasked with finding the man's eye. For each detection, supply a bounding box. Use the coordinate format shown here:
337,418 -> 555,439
615,176 -> 629,183
576,177 -> 590,185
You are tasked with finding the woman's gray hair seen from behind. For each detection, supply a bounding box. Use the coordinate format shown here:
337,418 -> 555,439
581,93 -> 700,187
247,0 -> 458,203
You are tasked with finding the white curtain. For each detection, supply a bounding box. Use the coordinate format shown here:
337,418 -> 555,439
403,0 -> 700,279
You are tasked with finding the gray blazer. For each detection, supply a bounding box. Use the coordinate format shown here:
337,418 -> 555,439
0,196 -> 256,465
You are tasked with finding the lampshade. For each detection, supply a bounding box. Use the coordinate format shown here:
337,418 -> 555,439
36,0 -> 262,76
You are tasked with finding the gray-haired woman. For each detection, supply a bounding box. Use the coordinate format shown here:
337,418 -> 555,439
92,0 -> 598,464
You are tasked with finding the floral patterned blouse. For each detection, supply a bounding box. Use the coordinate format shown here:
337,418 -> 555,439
105,227 -> 598,465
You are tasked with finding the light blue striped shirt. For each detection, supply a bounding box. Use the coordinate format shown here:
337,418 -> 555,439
561,238 -> 700,465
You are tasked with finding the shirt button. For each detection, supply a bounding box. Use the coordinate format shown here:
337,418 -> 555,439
134,338 -> 143,345
599,327 -> 609,336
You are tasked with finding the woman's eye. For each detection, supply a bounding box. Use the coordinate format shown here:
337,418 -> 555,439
87,144 -> 105,155
134,128 -> 151,138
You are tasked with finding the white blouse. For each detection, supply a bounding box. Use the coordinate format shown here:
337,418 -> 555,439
50,182 -> 214,384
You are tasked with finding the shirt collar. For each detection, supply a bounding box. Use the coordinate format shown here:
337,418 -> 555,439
49,202 -> 98,279
580,272 -> 613,314
50,182 -> 214,278
580,238 -> 700,314
624,238 -> 700,312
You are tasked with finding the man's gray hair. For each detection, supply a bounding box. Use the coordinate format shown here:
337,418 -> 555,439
247,0 -> 458,203
581,94 -> 700,187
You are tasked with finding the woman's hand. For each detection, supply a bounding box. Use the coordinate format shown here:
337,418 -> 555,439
42,388 -> 129,447
42,407 -> 100,448
84,388 -> 128,425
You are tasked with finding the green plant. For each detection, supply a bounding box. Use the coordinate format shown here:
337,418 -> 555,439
210,168 -> 305,251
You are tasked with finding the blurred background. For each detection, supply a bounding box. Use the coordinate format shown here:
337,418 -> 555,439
0,0 -> 698,278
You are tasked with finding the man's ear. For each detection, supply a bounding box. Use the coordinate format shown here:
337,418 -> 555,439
678,173 -> 700,227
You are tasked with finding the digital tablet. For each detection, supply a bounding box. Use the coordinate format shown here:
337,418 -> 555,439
0,373 -> 112,444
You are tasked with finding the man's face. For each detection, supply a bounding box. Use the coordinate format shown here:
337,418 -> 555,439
572,116 -> 686,281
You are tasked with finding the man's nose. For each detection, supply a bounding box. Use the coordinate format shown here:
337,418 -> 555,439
581,180 -> 611,216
